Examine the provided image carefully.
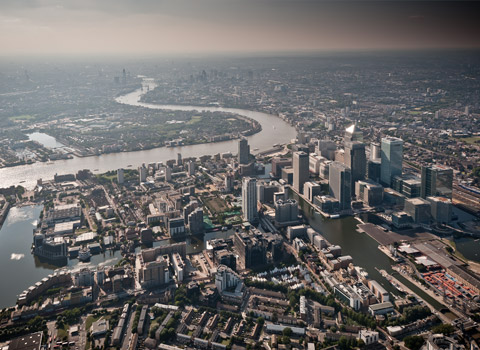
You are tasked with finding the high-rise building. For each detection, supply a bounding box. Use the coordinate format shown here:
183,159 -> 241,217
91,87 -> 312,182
188,208 -> 204,234
427,196 -> 453,224
224,172 -> 234,192
117,168 -> 124,184
293,151 -> 309,194
303,181 -> 322,202
421,165 -> 453,199
344,123 -> 364,143
317,140 -> 337,160
328,161 -> 352,210
271,157 -> 292,178
177,153 -> 182,166
234,230 -> 267,269
404,198 -> 431,224
367,159 -> 381,183
187,161 -> 195,176
238,138 -> 250,165
355,180 -> 383,207
380,137 -> 403,187
139,164 -> 147,183
274,199 -> 299,225
165,166 -> 172,182
242,177 -> 258,223
370,142 -> 381,160
344,141 -> 366,192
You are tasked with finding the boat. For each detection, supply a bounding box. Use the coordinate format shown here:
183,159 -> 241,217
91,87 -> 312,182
78,248 -> 91,262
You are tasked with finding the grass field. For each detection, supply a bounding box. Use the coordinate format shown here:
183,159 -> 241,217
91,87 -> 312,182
204,197 -> 228,214
187,115 -> 202,125
459,136 -> 480,145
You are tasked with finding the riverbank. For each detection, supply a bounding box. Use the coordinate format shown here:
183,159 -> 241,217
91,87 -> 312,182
0,80 -> 297,190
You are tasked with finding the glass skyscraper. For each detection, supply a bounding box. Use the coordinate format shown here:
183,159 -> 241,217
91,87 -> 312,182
380,137 -> 403,187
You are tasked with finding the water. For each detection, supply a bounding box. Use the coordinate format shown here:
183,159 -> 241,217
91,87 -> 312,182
292,192 -> 445,310
0,205 -> 123,309
0,203 -> 236,308
454,237 -> 480,263
27,132 -> 66,149
0,81 -> 296,190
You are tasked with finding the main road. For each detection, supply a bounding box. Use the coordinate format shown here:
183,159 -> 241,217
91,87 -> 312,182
0,78 -> 297,189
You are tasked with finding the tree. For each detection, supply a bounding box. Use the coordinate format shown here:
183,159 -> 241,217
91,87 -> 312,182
404,335 -> 425,350
282,327 -> 292,337
431,323 -> 455,335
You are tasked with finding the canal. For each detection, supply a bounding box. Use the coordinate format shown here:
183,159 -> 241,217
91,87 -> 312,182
292,192 -> 446,311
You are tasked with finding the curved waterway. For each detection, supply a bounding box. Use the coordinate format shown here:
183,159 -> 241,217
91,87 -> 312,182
0,79 -> 296,190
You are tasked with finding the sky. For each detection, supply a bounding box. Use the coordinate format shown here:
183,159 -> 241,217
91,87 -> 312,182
0,0 -> 479,55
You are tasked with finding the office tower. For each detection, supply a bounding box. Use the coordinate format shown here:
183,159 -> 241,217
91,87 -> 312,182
117,168 -> 124,184
187,161 -> 195,176
257,181 -> 281,204
271,157 -> 292,177
242,177 -> 258,223
421,165 -> 453,199
165,166 -> 172,182
317,140 -> 337,160
427,196 -> 452,224
404,198 -> 431,224
138,164 -> 147,183
177,153 -> 182,166
355,180 -> 383,207
344,141 -> 366,192
303,181 -> 322,202
328,161 -> 352,210
309,153 -> 322,175
380,137 -> 403,187
238,138 -> 250,165
188,208 -> 204,234
344,123 -> 364,143
293,151 -> 309,194
367,159 -> 381,183
370,142 -> 381,160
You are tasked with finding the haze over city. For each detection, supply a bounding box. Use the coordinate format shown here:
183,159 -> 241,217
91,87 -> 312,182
1,0 -> 480,55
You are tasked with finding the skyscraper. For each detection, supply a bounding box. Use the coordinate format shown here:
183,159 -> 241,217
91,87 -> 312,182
380,137 -> 403,187
421,165 -> 453,199
138,164 -> 147,183
344,141 -> 366,193
370,142 -> 381,160
177,153 -> 182,166
117,168 -> 124,184
238,138 -> 250,165
293,151 -> 309,194
187,161 -> 195,176
242,177 -> 258,223
328,161 -> 352,210
224,172 -> 234,192
344,123 -> 364,143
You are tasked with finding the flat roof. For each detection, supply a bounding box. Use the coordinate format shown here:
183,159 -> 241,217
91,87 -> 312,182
8,332 -> 42,350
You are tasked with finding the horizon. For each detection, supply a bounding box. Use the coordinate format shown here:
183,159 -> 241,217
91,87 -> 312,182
1,0 -> 479,56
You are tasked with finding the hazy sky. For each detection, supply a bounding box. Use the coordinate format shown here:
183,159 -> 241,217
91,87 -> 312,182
0,0 -> 479,55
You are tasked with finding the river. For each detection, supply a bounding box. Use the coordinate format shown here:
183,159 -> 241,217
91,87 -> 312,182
0,79 -> 296,190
